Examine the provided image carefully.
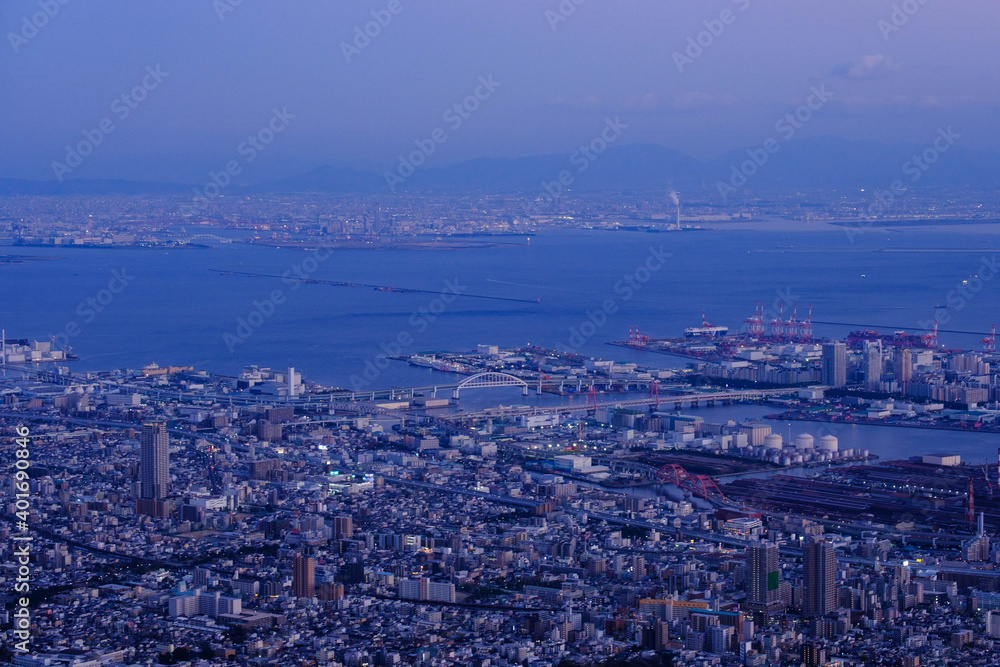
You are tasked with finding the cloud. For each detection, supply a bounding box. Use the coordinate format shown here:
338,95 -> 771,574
624,92 -> 662,111
623,91 -> 740,111
831,54 -> 901,80
549,91 -> 739,114
548,95 -> 604,110
833,94 -> 944,110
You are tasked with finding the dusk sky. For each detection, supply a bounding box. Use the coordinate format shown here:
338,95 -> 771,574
2,0 -> 997,183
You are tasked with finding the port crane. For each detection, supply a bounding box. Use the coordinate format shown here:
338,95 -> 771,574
983,324 -> 996,354
769,304 -> 785,340
627,326 -> 649,348
800,305 -> 813,341
785,304 -> 799,341
921,320 -> 938,349
743,302 -> 765,337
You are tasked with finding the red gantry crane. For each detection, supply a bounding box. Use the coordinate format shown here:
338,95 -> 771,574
982,324 -> 996,354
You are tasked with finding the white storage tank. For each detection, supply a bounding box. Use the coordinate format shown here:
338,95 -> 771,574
764,434 -> 784,450
819,435 -> 839,452
795,433 -> 815,451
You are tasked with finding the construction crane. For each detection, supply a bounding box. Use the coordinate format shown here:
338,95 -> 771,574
786,304 -> 799,341
921,320 -> 938,349
743,301 -> 765,338
627,326 -> 649,348
769,304 -> 785,340
800,305 -> 814,341
983,324 -> 996,354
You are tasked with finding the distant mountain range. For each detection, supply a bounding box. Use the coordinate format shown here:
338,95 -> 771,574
4,136 -> 1000,196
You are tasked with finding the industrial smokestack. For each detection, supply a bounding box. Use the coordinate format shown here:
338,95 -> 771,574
669,190 -> 680,230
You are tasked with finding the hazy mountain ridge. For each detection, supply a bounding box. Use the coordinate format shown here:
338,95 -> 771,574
4,137 -> 999,196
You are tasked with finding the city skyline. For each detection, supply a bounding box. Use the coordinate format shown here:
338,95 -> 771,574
137,419 -> 170,518
6,1 -> 1000,665
3,3 -> 1000,183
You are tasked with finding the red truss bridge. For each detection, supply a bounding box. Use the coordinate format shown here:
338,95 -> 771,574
655,463 -> 726,500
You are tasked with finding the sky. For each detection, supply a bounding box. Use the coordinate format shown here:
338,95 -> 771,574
1,0 -> 997,183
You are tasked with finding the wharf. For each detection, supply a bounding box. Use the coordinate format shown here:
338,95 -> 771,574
769,412 -> 1000,434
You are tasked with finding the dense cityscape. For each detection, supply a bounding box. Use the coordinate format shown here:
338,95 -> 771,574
1,189 -> 999,250
8,2 -> 1000,665
4,313 -> 1000,665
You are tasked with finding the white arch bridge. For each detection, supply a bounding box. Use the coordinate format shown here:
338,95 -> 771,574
453,372 -> 529,398
181,234 -> 233,244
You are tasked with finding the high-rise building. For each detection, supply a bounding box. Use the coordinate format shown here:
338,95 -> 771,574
962,512 -> 991,562
293,553 -> 315,599
708,625 -> 734,654
804,538 -> 837,616
654,620 -> 671,650
427,580 -> 456,602
801,642 -> 827,667
684,628 -> 706,652
864,340 -> 883,391
318,582 -> 345,602
821,342 -> 847,387
633,556 -> 645,582
895,348 -> 912,384
986,610 -> 1000,638
333,515 -> 354,540
140,421 -> 169,500
397,577 -> 456,602
747,541 -> 781,606
398,577 -> 427,601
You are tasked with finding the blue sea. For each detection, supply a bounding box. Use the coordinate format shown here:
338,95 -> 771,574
3,225 -> 1000,461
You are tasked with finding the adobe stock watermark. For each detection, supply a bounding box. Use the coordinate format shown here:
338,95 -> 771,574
878,0 -> 931,41
213,0 -> 244,21
50,269 -> 135,352
673,0 -> 751,73
11,425 -> 33,653
843,126 -> 959,244
349,279 -> 468,391
51,65 -> 169,181
759,287 -> 800,333
341,0 -> 411,63
181,107 -> 295,216
545,0 -> 588,31
918,256 -> 999,330
8,0 -> 71,54
556,245 -> 671,353
223,246 -> 329,352
716,84 -> 833,202
384,75 -> 502,192
523,116 -> 628,216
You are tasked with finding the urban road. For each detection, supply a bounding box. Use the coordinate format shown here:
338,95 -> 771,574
1,363 -> 799,409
